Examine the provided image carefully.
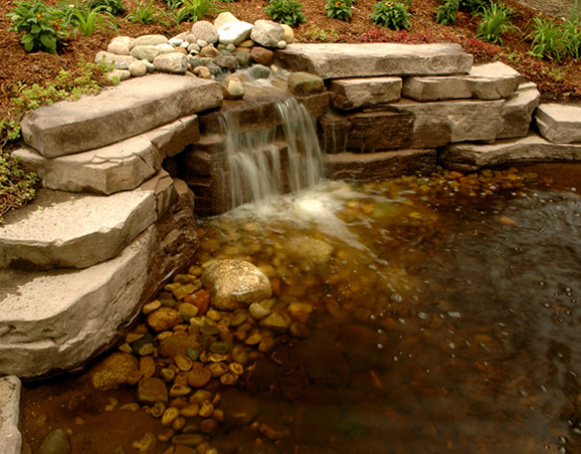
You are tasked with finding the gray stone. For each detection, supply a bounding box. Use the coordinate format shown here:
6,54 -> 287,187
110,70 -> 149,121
187,43 -> 200,54
129,60 -> 148,77
94,50 -> 137,69
218,21 -> 253,46
390,98 -> 505,147
199,45 -> 221,58
130,45 -> 162,62
105,69 -> 130,82
192,20 -> 218,45
288,72 -> 325,95
0,179 -> 197,379
535,103 -> 581,144
329,76 -> 402,110
153,52 -> 188,74
0,376 -> 21,454
20,74 -> 222,157
202,259 -> 272,311
235,49 -> 251,68
14,115 -> 198,194
441,133 -> 581,170
129,34 -> 168,50
277,43 -> 473,79
214,12 -> 239,30
188,55 -> 203,68
250,64 -> 271,79
0,170 -> 175,270
251,20 -> 284,48
215,54 -> 238,72
402,61 -> 521,101
169,37 -> 184,47
498,82 -> 540,139
156,43 -> 175,54
39,429 -> 71,454
107,38 -> 131,55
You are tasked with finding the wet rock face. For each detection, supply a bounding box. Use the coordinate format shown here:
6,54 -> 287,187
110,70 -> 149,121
201,259 -> 272,310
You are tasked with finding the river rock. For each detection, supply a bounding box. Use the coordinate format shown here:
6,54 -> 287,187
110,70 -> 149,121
218,21 -> 253,46
90,352 -> 139,391
107,37 -> 132,55
199,45 -> 221,58
95,51 -> 137,70
130,45 -> 162,62
281,24 -> 294,44
250,46 -> 274,66
287,72 -> 325,95
250,20 -> 284,48
146,306 -> 183,331
250,64 -> 271,79
235,49 -> 251,67
153,52 -> 188,74
137,377 -> 168,404
106,69 -> 130,82
214,12 -> 239,30
222,78 -> 245,100
193,21 -> 218,45
130,34 -> 168,50
287,237 -> 333,268
129,60 -> 147,77
194,66 -> 212,79
202,259 -> 272,310
39,429 -> 71,454
215,54 -> 238,72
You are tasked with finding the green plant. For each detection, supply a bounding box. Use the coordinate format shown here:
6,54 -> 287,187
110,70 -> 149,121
126,0 -> 168,25
436,0 -> 459,25
0,149 -> 39,223
563,14 -> 581,59
370,0 -> 412,31
301,25 -> 340,42
8,0 -> 67,54
165,0 -> 185,10
461,0 -> 490,13
265,0 -> 306,26
180,0 -> 223,22
66,4 -> 117,37
526,16 -> 566,61
326,0 -> 352,21
475,3 -> 515,45
88,0 -> 126,15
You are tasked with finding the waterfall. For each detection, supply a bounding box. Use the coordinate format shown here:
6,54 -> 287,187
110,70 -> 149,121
219,97 -> 322,210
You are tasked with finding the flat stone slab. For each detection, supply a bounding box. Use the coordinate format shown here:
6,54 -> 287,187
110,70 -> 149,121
323,149 -> 437,181
0,228 -> 154,378
20,74 -> 222,158
0,376 -> 21,454
277,43 -> 473,80
535,104 -> 581,144
402,62 -> 521,101
440,133 -> 581,170
13,115 -> 198,195
329,77 -> 402,110
498,82 -> 540,139
0,170 -> 175,270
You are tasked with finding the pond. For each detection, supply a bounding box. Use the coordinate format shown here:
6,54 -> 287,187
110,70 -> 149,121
20,163 -> 581,454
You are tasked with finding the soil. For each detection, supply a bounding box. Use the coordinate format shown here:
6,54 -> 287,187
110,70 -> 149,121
0,0 -> 580,123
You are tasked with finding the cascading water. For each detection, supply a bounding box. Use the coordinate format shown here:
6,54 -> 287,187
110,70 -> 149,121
219,96 -> 323,210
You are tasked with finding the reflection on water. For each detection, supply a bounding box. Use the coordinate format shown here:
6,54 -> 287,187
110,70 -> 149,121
21,165 -> 581,454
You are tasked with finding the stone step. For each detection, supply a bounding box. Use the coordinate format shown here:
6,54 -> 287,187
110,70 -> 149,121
323,149 -> 437,181
440,133 -> 581,171
498,82 -> 540,139
0,179 -> 197,378
402,62 -> 522,101
13,115 -> 199,195
329,76 -> 402,110
277,43 -> 473,80
0,376 -> 21,454
20,74 -> 222,158
0,170 -> 175,270
535,104 -> 581,144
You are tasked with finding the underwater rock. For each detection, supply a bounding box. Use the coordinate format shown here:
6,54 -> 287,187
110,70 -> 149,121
39,429 -> 71,454
90,352 -> 139,391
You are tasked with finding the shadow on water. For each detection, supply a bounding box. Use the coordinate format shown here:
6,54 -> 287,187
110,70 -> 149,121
20,164 -> 581,454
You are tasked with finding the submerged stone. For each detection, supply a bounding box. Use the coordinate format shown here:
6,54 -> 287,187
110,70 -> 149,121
39,429 -> 71,454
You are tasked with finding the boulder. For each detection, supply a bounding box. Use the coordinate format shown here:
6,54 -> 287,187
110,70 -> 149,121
441,133 -> 581,171
498,82 -> 540,139
192,20 -> 218,45
153,52 -> 188,74
329,76 -> 402,110
14,115 -> 199,194
201,259 -> 272,310
287,72 -> 325,95
129,60 -> 148,77
250,46 -> 274,66
129,34 -> 168,50
218,21 -> 253,46
215,54 -> 238,72
214,12 -> 239,30
0,170 -> 175,270
20,74 -> 222,157
0,376 -> 21,454
277,43 -> 473,79
535,103 -> 581,144
130,45 -> 162,62
250,20 -> 284,48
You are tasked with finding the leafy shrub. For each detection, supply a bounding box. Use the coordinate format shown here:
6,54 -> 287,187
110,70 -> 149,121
265,0 -> 306,26
88,0 -> 126,15
370,1 -> 412,31
8,0 -> 67,54
301,25 -> 340,42
0,149 -> 39,223
326,0 -> 352,21
436,0 -> 459,25
475,3 -> 515,45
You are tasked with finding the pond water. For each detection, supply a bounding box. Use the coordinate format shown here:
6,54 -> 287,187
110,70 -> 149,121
21,163 -> 581,454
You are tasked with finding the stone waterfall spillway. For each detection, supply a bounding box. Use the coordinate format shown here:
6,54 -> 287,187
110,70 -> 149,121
220,96 -> 323,210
